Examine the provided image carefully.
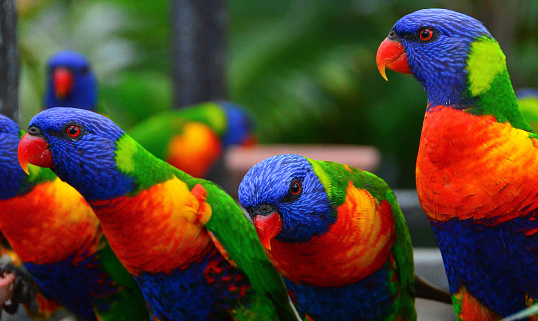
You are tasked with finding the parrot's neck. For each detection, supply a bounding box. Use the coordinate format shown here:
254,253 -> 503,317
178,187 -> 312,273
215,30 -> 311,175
426,36 -> 533,133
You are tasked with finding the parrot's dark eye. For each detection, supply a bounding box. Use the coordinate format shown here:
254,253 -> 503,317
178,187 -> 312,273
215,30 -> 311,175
288,178 -> 302,197
280,178 -> 303,203
418,28 -> 434,42
290,181 -> 301,195
63,122 -> 85,139
66,125 -> 80,137
80,66 -> 90,74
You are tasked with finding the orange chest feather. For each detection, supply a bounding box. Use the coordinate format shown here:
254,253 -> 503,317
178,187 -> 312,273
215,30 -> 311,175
0,178 -> 101,264
166,123 -> 222,177
416,106 -> 538,222
89,178 -> 214,275
267,183 -> 396,287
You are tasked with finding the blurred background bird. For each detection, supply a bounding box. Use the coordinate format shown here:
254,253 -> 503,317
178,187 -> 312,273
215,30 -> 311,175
44,50 -> 97,111
128,100 -> 256,178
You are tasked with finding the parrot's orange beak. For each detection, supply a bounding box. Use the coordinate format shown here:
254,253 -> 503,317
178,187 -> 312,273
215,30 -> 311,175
54,67 -> 73,99
253,213 -> 282,251
18,131 -> 54,175
376,38 -> 412,81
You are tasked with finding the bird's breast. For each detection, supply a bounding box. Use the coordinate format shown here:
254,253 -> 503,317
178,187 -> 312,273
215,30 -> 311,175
267,183 -> 396,287
416,105 -> 538,223
89,177 -> 213,275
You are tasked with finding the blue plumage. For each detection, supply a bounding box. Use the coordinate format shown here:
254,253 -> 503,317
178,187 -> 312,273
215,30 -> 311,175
432,216 -> 538,317
28,108 -> 134,201
220,101 -> 256,147
24,249 -> 117,321
0,118 -> 29,200
283,261 -> 397,321
135,247 -> 251,320
389,9 -> 491,107
238,154 -> 335,243
44,50 -> 97,111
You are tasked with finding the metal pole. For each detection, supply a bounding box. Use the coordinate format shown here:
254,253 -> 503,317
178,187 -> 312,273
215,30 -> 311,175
170,0 -> 227,107
0,0 -> 19,122
170,0 -> 230,189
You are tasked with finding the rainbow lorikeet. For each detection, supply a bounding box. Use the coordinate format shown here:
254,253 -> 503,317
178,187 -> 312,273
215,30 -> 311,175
17,108 -> 300,321
0,114 -> 150,321
376,8 -> 538,320
128,100 -> 256,178
238,154 -> 421,321
44,50 -> 97,111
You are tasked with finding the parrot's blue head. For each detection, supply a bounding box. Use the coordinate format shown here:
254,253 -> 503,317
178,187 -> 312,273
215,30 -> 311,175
377,8 -> 494,107
220,101 -> 256,148
19,108 -> 135,201
238,154 -> 335,248
0,115 -> 29,199
44,50 -> 97,111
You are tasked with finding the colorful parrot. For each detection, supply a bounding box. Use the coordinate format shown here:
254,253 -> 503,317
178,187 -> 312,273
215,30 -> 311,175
376,8 -> 538,320
44,50 -> 97,111
0,114 -> 150,321
516,88 -> 538,133
17,107 -> 300,321
127,100 -> 256,178
238,154 -> 420,320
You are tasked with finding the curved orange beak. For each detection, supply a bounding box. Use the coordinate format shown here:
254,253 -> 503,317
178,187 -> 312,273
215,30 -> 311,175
253,213 -> 282,251
18,133 -> 54,174
54,67 -> 73,99
376,38 -> 412,81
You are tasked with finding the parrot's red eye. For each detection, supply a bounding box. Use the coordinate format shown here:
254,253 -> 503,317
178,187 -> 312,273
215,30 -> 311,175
291,182 -> 300,195
66,125 -> 80,137
289,180 -> 302,196
282,178 -> 303,203
419,28 -> 433,41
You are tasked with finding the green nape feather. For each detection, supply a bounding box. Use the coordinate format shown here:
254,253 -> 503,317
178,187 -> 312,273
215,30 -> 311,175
465,36 -> 534,134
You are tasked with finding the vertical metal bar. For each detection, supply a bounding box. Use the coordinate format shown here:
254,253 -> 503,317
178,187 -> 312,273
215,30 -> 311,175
170,0 -> 230,189
0,0 -> 19,122
170,0 -> 227,108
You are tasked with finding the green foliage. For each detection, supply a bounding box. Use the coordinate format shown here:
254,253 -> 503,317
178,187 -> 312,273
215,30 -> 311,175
17,0 -> 538,187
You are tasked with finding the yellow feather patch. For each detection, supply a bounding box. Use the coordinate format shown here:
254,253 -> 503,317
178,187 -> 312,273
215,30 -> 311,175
308,159 -> 331,199
115,136 -> 137,173
466,37 -> 506,96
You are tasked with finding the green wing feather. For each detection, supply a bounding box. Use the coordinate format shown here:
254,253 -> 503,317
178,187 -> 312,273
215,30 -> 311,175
178,172 -> 300,321
96,238 -> 151,321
